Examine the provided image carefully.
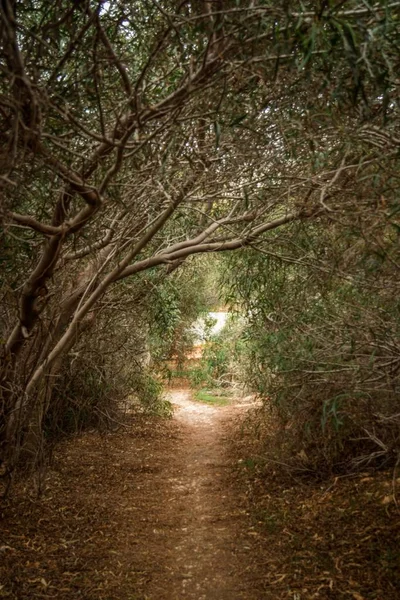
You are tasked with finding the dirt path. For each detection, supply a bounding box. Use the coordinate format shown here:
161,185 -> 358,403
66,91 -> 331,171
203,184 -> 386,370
1,389 -> 258,600
160,389 -> 251,599
3,390 -> 398,599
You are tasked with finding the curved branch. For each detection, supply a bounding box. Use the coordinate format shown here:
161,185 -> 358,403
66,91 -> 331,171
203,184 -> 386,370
8,212 -> 63,235
116,210 -> 301,281
63,227 -> 115,261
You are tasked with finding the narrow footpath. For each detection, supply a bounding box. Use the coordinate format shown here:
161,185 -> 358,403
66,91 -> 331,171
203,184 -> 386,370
0,389 -> 259,600
2,389 -> 398,599
160,389 -> 252,599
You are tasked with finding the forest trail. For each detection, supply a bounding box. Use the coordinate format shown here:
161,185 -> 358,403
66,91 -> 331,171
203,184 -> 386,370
160,389 -> 253,599
2,389 -> 399,599
1,389 -> 260,600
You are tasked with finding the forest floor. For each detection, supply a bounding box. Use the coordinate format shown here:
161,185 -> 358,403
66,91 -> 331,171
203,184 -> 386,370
1,388 -> 399,599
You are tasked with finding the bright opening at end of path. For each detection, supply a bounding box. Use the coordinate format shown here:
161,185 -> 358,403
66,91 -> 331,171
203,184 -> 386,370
192,311 -> 229,343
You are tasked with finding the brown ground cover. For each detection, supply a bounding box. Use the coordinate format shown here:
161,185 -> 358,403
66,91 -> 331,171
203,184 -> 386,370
0,416 -> 181,599
231,414 -> 400,599
0,391 -> 255,599
0,390 -> 399,599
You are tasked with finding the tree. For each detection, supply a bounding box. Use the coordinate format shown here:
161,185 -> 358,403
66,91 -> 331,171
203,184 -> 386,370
0,0 -> 399,468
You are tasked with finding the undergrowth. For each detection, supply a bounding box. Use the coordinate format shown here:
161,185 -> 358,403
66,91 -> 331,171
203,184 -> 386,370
230,410 -> 400,599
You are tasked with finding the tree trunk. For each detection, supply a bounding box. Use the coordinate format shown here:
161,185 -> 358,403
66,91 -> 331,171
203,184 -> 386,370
2,309 -> 96,469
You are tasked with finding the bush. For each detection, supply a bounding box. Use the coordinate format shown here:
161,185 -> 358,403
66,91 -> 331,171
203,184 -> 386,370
223,212 -> 400,474
127,370 -> 172,417
255,290 -> 400,473
45,356 -> 121,438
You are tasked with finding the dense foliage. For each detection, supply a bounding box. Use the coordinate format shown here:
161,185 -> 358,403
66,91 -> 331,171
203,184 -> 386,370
223,205 -> 400,471
0,0 -> 399,474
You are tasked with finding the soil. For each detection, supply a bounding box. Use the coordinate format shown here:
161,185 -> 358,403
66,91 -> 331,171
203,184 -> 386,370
158,390 -> 248,599
0,390 -> 258,599
1,389 -> 399,599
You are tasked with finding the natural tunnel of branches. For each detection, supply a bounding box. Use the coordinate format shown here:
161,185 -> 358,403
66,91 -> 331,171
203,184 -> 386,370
0,0 -> 399,477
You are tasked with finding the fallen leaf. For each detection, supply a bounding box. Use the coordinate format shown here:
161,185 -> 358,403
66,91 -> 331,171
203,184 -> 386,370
381,495 -> 393,505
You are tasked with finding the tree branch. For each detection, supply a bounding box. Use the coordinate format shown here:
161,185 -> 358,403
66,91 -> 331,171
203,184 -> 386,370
116,210 -> 301,281
8,213 -> 63,236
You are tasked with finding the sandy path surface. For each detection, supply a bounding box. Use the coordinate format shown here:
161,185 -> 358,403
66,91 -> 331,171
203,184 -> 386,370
161,389 -> 251,599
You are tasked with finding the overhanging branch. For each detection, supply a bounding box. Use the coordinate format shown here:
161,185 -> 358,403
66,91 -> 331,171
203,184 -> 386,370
115,210 -> 301,281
